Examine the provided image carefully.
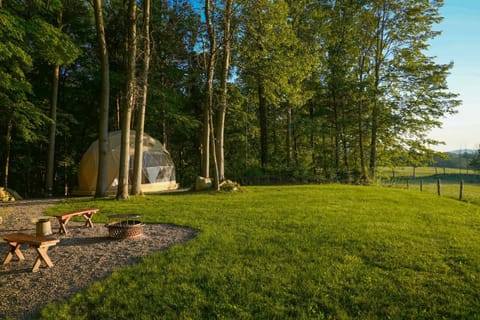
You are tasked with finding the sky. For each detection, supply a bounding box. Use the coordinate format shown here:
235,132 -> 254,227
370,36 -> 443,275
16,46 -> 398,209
428,0 -> 480,152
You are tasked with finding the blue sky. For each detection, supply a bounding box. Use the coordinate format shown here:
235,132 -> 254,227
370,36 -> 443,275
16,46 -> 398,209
428,0 -> 480,151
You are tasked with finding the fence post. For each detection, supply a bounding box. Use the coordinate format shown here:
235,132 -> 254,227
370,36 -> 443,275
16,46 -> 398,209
437,178 -> 441,196
406,179 -> 409,189
459,180 -> 464,201
420,179 -> 423,192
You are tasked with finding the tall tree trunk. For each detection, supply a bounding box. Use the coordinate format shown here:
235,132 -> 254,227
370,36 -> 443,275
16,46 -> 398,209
161,82 -> 168,148
201,103 -> 210,178
93,0 -> 110,198
310,106 -> 316,174
45,9 -> 64,196
341,99 -> 348,170
210,106 -> 220,190
369,4 -> 387,179
258,80 -> 268,168
332,93 -> 340,171
215,0 -> 232,183
369,78 -> 380,178
45,65 -> 59,196
286,103 -> 292,167
202,0 -> 216,180
132,0 -> 151,195
358,98 -> 366,180
117,0 -> 137,200
3,114 -> 12,188
357,55 -> 367,182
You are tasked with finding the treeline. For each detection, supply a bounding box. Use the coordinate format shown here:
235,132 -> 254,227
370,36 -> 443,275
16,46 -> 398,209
433,151 -> 476,170
0,0 -> 459,197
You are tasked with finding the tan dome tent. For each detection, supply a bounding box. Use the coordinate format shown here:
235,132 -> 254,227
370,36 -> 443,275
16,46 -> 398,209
74,131 -> 177,195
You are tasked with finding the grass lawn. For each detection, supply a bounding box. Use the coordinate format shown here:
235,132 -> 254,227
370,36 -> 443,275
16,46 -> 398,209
40,185 -> 480,319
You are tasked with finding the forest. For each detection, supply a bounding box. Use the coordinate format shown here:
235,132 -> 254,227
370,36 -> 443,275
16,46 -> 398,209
0,0 -> 460,198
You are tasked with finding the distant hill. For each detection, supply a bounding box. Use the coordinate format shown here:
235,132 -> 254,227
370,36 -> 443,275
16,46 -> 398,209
446,149 -> 476,155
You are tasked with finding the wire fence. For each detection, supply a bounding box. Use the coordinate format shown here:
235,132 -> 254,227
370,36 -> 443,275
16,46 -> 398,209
378,167 -> 480,205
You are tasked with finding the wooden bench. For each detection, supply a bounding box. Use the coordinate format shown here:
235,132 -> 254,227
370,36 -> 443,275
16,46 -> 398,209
2,233 -> 60,272
55,208 -> 99,235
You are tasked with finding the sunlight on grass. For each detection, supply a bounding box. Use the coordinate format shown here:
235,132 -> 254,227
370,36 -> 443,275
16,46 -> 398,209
41,185 -> 480,319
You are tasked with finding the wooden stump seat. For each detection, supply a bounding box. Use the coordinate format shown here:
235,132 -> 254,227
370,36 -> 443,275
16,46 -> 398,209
2,233 -> 60,272
55,208 -> 99,235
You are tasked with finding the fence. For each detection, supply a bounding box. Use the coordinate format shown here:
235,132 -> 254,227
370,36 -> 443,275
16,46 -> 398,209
379,172 -> 480,205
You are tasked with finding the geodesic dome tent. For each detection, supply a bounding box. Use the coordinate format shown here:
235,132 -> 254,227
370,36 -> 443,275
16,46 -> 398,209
74,131 -> 177,195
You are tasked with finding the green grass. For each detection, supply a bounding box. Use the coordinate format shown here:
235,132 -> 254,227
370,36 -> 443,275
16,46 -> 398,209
40,185 -> 480,319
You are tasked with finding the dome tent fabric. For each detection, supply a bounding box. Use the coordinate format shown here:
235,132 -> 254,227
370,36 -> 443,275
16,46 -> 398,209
74,131 -> 177,195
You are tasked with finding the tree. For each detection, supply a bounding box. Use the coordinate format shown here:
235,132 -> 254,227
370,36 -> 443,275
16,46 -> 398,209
117,0 -> 137,200
368,0 -> 459,177
469,148 -> 480,172
43,1 -> 81,196
236,0 -> 288,168
200,0 -> 216,181
93,0 -> 111,198
132,0 -> 152,195
237,0 -> 319,170
215,0 -> 234,183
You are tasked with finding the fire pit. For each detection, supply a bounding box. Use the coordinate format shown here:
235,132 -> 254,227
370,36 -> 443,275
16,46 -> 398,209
106,214 -> 143,239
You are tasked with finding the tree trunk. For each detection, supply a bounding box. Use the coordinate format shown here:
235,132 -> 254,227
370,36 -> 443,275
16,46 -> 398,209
117,0 -> 137,200
45,9 -> 64,196
310,106 -> 316,174
210,106 -> 220,190
286,103 -> 292,167
332,93 -> 340,171
202,0 -> 216,180
258,80 -> 268,168
45,65 -> 59,196
132,0 -> 151,195
369,65 -> 381,178
357,55 -> 367,182
93,0 -> 110,198
3,114 -> 13,188
341,99 -> 349,170
215,0 -> 232,183
161,85 -> 168,148
369,5 -> 387,179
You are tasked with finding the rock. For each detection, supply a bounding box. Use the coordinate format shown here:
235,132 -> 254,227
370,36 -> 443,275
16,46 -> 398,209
195,176 -> 212,191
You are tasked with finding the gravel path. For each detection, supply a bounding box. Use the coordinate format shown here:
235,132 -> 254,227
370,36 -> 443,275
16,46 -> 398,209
0,199 -> 196,319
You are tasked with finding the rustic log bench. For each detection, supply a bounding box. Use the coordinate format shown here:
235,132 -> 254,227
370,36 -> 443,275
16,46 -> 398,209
55,208 -> 99,235
2,233 -> 60,272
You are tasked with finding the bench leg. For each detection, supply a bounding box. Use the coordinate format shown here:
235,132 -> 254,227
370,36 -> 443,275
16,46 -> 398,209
58,217 -> 71,234
83,213 -> 95,228
3,242 -> 25,265
32,246 -> 54,272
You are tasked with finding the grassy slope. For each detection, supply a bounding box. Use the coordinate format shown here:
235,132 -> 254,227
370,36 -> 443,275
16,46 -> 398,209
41,185 -> 480,319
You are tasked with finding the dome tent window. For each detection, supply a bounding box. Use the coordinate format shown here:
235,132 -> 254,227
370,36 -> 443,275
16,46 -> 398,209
128,151 -> 175,184
74,131 -> 178,195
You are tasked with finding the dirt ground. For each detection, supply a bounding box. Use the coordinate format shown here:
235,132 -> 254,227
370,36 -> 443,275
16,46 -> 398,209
0,198 -> 196,320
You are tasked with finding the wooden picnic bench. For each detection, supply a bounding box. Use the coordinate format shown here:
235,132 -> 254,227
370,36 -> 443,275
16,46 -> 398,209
55,208 -> 99,235
2,233 -> 60,272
